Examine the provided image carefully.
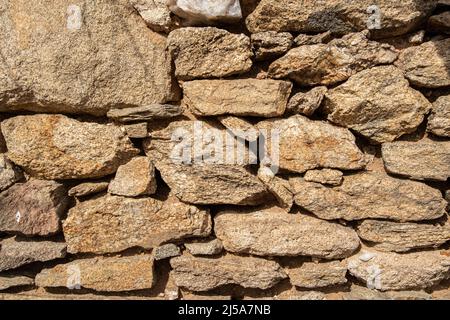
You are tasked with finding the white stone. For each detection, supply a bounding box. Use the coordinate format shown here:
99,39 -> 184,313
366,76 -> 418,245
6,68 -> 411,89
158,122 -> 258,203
167,0 -> 242,24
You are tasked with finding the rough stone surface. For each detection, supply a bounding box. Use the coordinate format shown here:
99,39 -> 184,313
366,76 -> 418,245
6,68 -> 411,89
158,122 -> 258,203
0,237 -> 66,272
107,104 -> 183,122
356,219 -> 450,252
214,206 -> 360,259
68,181 -> 109,198
185,239 -> 224,256
290,172 -> 447,222
343,284 -> 432,300
285,260 -> 347,289
256,115 -> 366,174
0,0 -> 178,116
183,79 -> 292,117
381,140 -> 450,182
35,254 -> 154,292
257,167 -> 294,211
0,179 -> 68,236
324,66 -> 432,143
167,27 -> 252,80
1,115 -> 139,180
218,116 -> 258,141
268,32 -> 398,86
154,244 -> 181,261
170,253 -> 287,291
251,31 -> 293,61
304,169 -> 343,186
286,87 -> 327,116
294,32 -> 332,46
0,154 -> 21,192
132,0 -> 178,32
123,123 -> 148,139
167,0 -> 242,24
428,95 -> 450,137
0,275 -> 34,290
428,12 -> 450,33
63,195 -> 211,254
108,157 -> 157,197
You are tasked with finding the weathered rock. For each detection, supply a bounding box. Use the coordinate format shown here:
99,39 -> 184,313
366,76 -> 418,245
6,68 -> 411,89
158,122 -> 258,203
35,254 -> 154,292
167,0 -> 242,24
251,32 -> 293,61
108,157 -> 157,197
0,237 -> 66,272
343,284 -> 431,300
218,116 -> 258,141
1,115 -> 139,180
170,253 -> 287,291
381,30 -> 426,50
257,167 -> 294,211
396,39 -> 450,88
63,195 -> 211,254
0,179 -> 68,236
428,12 -> 450,34
167,27 -> 252,80
304,169 -> 343,186
285,260 -> 347,289
68,181 -> 109,198
347,249 -> 450,291
256,115 -> 366,174
246,0 -> 437,38
294,32 -> 332,46
0,0 -> 178,116
122,123 -> 148,138
290,172 -> 447,221
185,239 -> 224,256
132,0 -> 178,32
428,95 -> 450,137
356,219 -> 450,253
107,104 -> 183,122
154,244 -> 181,261
286,87 -> 327,116
324,66 -> 431,143
274,289 -> 327,301
381,140 -> 450,182
214,206 -> 360,259
269,32 -> 398,86
0,154 -> 21,192
183,79 -> 291,117
0,275 -> 34,290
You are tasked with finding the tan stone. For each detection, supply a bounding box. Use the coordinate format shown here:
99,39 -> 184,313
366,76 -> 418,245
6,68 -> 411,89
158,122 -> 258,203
68,181 -> 109,197
428,12 -> 450,33
428,95 -> 450,137
285,260 -> 347,289
294,32 -> 332,46
286,86 -> 327,116
107,104 -> 183,122
343,284 -> 431,300
122,123 -> 148,139
218,116 -> 258,141
257,167 -> 293,211
154,244 -> 181,261
304,169 -> 343,186
132,0 -> 178,32
251,31 -> 293,61
0,275 -> 34,290
184,239 -> 224,256
0,154 -> 22,192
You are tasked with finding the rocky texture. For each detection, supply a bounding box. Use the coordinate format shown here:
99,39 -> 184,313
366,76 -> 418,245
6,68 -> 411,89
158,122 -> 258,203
356,219 -> 450,252
381,140 -> 450,182
257,167 -> 293,211
304,169 -> 343,186
108,157 -> 157,197
256,115 -> 366,173
214,206 -> 360,259
35,254 -> 154,292
343,284 -> 432,300
167,0 -> 242,24
107,104 -> 183,122
0,154 -> 21,192
63,195 -> 211,254
0,237 -> 66,272
428,12 -> 450,33
294,32 -> 332,46
183,79 -> 291,117
251,32 -> 293,61
324,66 -> 432,143
285,260 -> 347,288
0,275 -> 33,290
286,87 -> 327,116
167,27 -> 252,80
0,179 -> 68,236
218,116 -> 258,141
290,172 -> 447,222
68,181 -> 109,198
132,0 -> 178,32
268,32 -> 398,86
0,0 -> 178,116
396,39 -> 450,88
123,123 -> 148,139
347,249 -> 450,291
154,244 -> 181,261
170,254 -> 287,291
428,95 -> 450,137
185,239 -> 224,256
1,115 -> 138,180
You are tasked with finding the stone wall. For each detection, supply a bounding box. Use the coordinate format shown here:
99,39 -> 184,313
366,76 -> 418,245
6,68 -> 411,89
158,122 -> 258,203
0,0 -> 449,300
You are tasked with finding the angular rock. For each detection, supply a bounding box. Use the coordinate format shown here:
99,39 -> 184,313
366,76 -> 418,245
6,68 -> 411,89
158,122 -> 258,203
428,12 -> 450,34
218,116 -> 258,141
107,104 -> 183,122
257,167 -> 294,211
0,275 -> 34,291
396,39 -> 450,88
185,239 -> 224,256
0,179 -> 68,236
381,140 -> 450,182
343,284 -> 431,300
35,254 -> 154,292
294,32 -> 332,46
0,0 -> 178,116
347,249 -> 450,291
428,95 -> 450,137
0,237 -> 66,272
108,157 -> 157,197
183,79 -> 291,117
122,123 -> 148,139
269,32 -> 398,86
1,115 -> 139,180
324,66 -> 431,143
170,253 -> 287,291
154,244 -> 181,261
251,31 -> 293,61
286,87 -> 327,116
68,181 -> 109,198
63,195 -> 211,254
285,260 -> 347,289
256,115 -> 366,174
0,154 -> 22,192
214,206 -> 360,259
132,0 -> 178,32
167,27 -> 252,80
357,219 -> 450,253
290,172 -> 447,221
304,169 -> 343,186
167,0 -> 242,24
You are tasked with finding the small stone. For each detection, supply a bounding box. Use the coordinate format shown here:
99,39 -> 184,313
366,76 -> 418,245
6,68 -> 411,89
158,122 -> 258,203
107,104 -> 183,122
275,289 -> 327,301
131,0 -> 178,33
68,181 -> 109,197
218,116 -> 258,141
286,87 -> 327,116
251,31 -> 293,61
428,12 -> 450,34
285,260 -> 347,289
359,252 -> 376,262
257,167 -> 294,211
0,154 -> 22,192
154,244 -> 181,261
304,169 -> 343,186
123,123 -> 148,139
184,239 -> 224,256
0,275 -> 34,291
428,95 -> 450,137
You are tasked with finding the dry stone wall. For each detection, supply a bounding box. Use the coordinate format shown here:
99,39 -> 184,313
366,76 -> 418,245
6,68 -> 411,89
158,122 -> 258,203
0,0 -> 449,300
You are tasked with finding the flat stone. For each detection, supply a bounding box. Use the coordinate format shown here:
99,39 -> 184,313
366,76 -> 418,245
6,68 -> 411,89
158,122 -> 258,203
290,172 -> 447,221
285,260 -> 347,289
68,181 -> 109,197
324,66 -> 432,143
286,87 -> 327,116
35,254 -> 154,292
167,27 -> 252,80
108,157 -> 157,197
218,116 -> 258,141
381,140 -> 450,182
167,0 -> 242,24
0,275 -> 34,290
132,0 -> 178,32
107,104 -> 183,122
251,31 -> 293,61
184,239 -> 224,256
0,154 -> 22,192
122,123 -> 148,139
428,95 -> 450,137
214,206 -> 360,259
154,244 -> 181,261
0,179 -> 68,236
1,115 -> 139,180
294,32 -> 332,46
356,219 -> 450,253
343,284 -> 431,300
0,237 -> 66,272
183,79 -> 291,117
304,169 -> 343,186
257,167 -> 294,211
170,253 -> 287,291
0,0 -> 178,116
63,195 -> 211,254
428,12 -> 450,34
